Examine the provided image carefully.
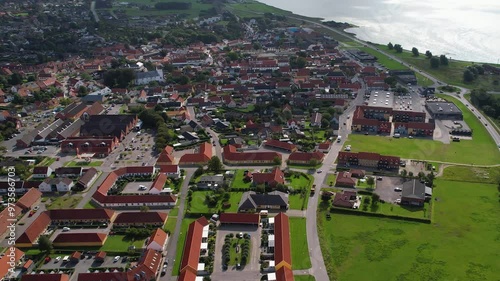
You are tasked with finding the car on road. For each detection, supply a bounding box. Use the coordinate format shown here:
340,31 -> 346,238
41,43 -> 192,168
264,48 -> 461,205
44,257 -> 51,263
161,269 -> 166,276
394,187 -> 402,192
377,177 -> 383,181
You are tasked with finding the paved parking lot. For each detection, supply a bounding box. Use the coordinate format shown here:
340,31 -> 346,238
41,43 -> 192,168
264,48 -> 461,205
122,181 -> 152,194
374,176 -> 405,203
39,255 -> 128,272
213,225 -> 261,274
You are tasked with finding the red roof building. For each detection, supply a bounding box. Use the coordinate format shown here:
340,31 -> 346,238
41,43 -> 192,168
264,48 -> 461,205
156,145 -> 175,165
178,142 -> 212,166
53,233 -> 107,247
146,228 -> 169,251
16,212 -> 51,247
252,168 -> 285,188
15,188 -> 42,210
0,248 -> 24,280
274,213 -> 292,271
179,217 -> 210,280
337,151 -> 400,170
276,266 -> 295,281
114,212 -> 167,226
223,145 -> 281,165
264,139 -> 297,153
21,274 -> 70,281
287,151 -> 325,165
219,213 -> 260,225
333,190 -> 358,208
335,171 -> 357,188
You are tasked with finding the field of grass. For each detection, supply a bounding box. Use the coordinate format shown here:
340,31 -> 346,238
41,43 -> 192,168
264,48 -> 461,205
227,0 -> 292,18
286,174 -> 313,190
189,191 -> 242,213
83,201 -> 96,209
357,197 -> 430,219
37,157 -> 56,167
441,165 -> 500,184
172,217 -> 197,275
344,91 -> 500,167
374,44 -> 500,91
100,235 -> 144,252
318,179 -> 500,280
230,170 -> 253,189
105,0 -> 214,18
288,192 -> 310,210
325,173 -> 336,187
45,195 -> 82,210
65,160 -> 103,167
294,275 -> 316,281
164,216 -> 177,235
289,217 -> 312,270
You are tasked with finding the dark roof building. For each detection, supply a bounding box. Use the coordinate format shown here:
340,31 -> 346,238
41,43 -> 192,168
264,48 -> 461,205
425,102 -> 463,120
332,190 -> 358,208
79,114 -> 138,140
401,179 -> 427,207
238,191 -> 289,212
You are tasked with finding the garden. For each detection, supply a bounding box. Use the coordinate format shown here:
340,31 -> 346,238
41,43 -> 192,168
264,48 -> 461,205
222,233 -> 251,267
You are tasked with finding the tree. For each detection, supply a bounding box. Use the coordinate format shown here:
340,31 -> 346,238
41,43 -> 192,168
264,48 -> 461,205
77,86 -> 88,97
394,44 -> 403,53
384,76 -> 397,87
140,205 -> 150,212
9,73 -> 23,85
207,156 -> 223,173
463,69 -> 475,82
439,55 -> 449,65
38,235 -> 53,253
273,156 -> 282,166
425,50 -> 433,59
430,56 -> 440,69
387,42 -> 394,50
411,47 -> 419,57
366,176 -> 375,188
321,118 -> 330,128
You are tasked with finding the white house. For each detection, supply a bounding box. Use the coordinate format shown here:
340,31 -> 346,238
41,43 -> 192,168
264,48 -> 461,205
135,69 -> 164,85
146,228 -> 169,251
38,178 -> 74,193
32,166 -> 52,179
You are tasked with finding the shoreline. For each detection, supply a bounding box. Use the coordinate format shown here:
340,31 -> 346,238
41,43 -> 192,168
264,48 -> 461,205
252,0 -> 498,65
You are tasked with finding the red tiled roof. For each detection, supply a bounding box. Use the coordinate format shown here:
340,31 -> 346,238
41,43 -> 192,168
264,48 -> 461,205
95,251 -> 106,260
148,228 -> 168,247
252,168 -> 285,186
47,209 -> 115,222
276,266 -> 294,281
21,274 -> 70,281
288,151 -> 324,162
274,213 -> 292,269
318,141 -> 331,149
223,145 -> 281,163
178,269 -> 197,281
150,173 -> 167,191
180,217 -> 209,274
15,188 -> 42,210
179,142 -> 212,164
0,205 -> 22,237
335,171 -> 357,187
219,213 -> 260,225
53,233 -> 107,244
70,251 -> 82,260
358,152 -> 381,161
264,139 -> 297,151
114,212 -> 167,225
158,165 -> 179,173
16,212 -> 51,245
0,248 -> 24,279
333,191 -> 357,208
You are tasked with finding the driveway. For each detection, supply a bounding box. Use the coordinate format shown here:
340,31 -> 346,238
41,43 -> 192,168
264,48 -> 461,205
374,176 -> 405,203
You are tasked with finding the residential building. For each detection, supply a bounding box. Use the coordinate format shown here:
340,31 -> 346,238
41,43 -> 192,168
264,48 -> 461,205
252,168 -> 285,188
15,188 -> 42,211
264,139 -> 297,153
238,191 -> 289,212
273,213 -> 293,278
178,217 -> 210,280
38,178 -> 74,193
337,151 -> 400,170
332,190 -> 359,209
197,175 -> 224,189
21,274 -> 70,281
135,69 -> 164,85
223,145 -> 281,165
32,166 -> 52,178
156,145 -> 175,165
400,179 -> 431,207
146,228 -> 169,251
54,167 -> 83,177
0,248 -> 24,280
158,165 -> 181,179
61,136 -> 119,157
76,168 -> 99,190
310,112 -> 322,127
178,142 -> 212,166
394,121 -> 435,137
335,171 -> 357,188
114,212 -> 168,227
79,114 -> 138,140
287,151 -> 325,165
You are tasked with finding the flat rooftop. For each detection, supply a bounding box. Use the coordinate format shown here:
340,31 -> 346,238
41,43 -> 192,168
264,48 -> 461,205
426,102 -> 462,115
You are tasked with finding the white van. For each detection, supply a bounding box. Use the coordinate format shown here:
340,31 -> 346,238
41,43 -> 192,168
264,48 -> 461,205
62,256 -> 69,263
259,210 -> 268,216
337,136 -> 342,143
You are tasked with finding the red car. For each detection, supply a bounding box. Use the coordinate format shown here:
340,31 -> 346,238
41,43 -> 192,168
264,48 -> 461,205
44,257 -> 51,263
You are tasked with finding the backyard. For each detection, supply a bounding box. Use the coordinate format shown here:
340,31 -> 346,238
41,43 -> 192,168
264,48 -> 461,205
318,179 -> 500,280
45,195 -> 83,210
188,191 -> 242,214
100,235 -> 144,253
289,217 -> 312,270
230,169 -> 253,189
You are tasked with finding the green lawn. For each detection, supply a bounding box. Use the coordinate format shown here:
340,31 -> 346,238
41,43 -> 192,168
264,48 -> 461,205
374,44 -> 500,91
227,0 -> 294,18
318,179 -> 500,280
230,170 -> 253,189
100,235 -> 144,252
358,197 -> 430,219
65,160 -> 103,167
294,275 -> 316,281
286,174 -> 313,190
289,217 -> 312,270
325,173 -> 337,187
83,201 -> 96,209
288,192 -> 309,210
172,218 -> 197,275
37,157 -> 56,167
163,216 -> 177,235
189,191 -> 242,213
45,195 -> 83,210
441,165 -> 500,184
228,238 -> 249,266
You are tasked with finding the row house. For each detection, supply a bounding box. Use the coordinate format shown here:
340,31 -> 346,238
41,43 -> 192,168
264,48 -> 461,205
61,136 -> 120,157
394,121 -> 435,137
337,151 -> 400,170
223,145 -> 281,165
392,110 -> 426,123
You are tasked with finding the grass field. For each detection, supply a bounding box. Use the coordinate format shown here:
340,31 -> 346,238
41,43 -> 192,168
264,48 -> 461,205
100,235 -> 144,252
37,157 -> 56,167
344,94 -> 500,165
228,238 -> 249,266
289,217 -> 312,270
45,195 -> 82,210
325,173 -> 336,187
373,44 -> 500,91
172,218 -> 197,275
83,201 -> 96,209
441,166 -> 500,184
318,179 -> 500,281
288,192 -> 309,210
230,170 -> 253,189
65,160 -> 103,167
189,191 -> 242,213
105,0 -> 214,18
294,275 -> 316,281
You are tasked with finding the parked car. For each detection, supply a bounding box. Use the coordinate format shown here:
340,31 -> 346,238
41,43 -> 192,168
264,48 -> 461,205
55,256 -> 61,263
114,256 -> 120,262
395,199 -> 401,204
394,187 -> 402,192
62,227 -> 70,232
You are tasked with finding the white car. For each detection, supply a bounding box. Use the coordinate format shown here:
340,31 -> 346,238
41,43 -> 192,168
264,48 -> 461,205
114,256 -> 120,262
395,199 -> 401,204
394,187 -> 402,192
55,256 -> 61,263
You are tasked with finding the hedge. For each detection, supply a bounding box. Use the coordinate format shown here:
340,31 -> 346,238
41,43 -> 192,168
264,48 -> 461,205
330,207 -> 431,224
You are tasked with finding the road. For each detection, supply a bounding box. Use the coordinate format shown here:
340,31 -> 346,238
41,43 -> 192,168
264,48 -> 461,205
162,168 -> 195,280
